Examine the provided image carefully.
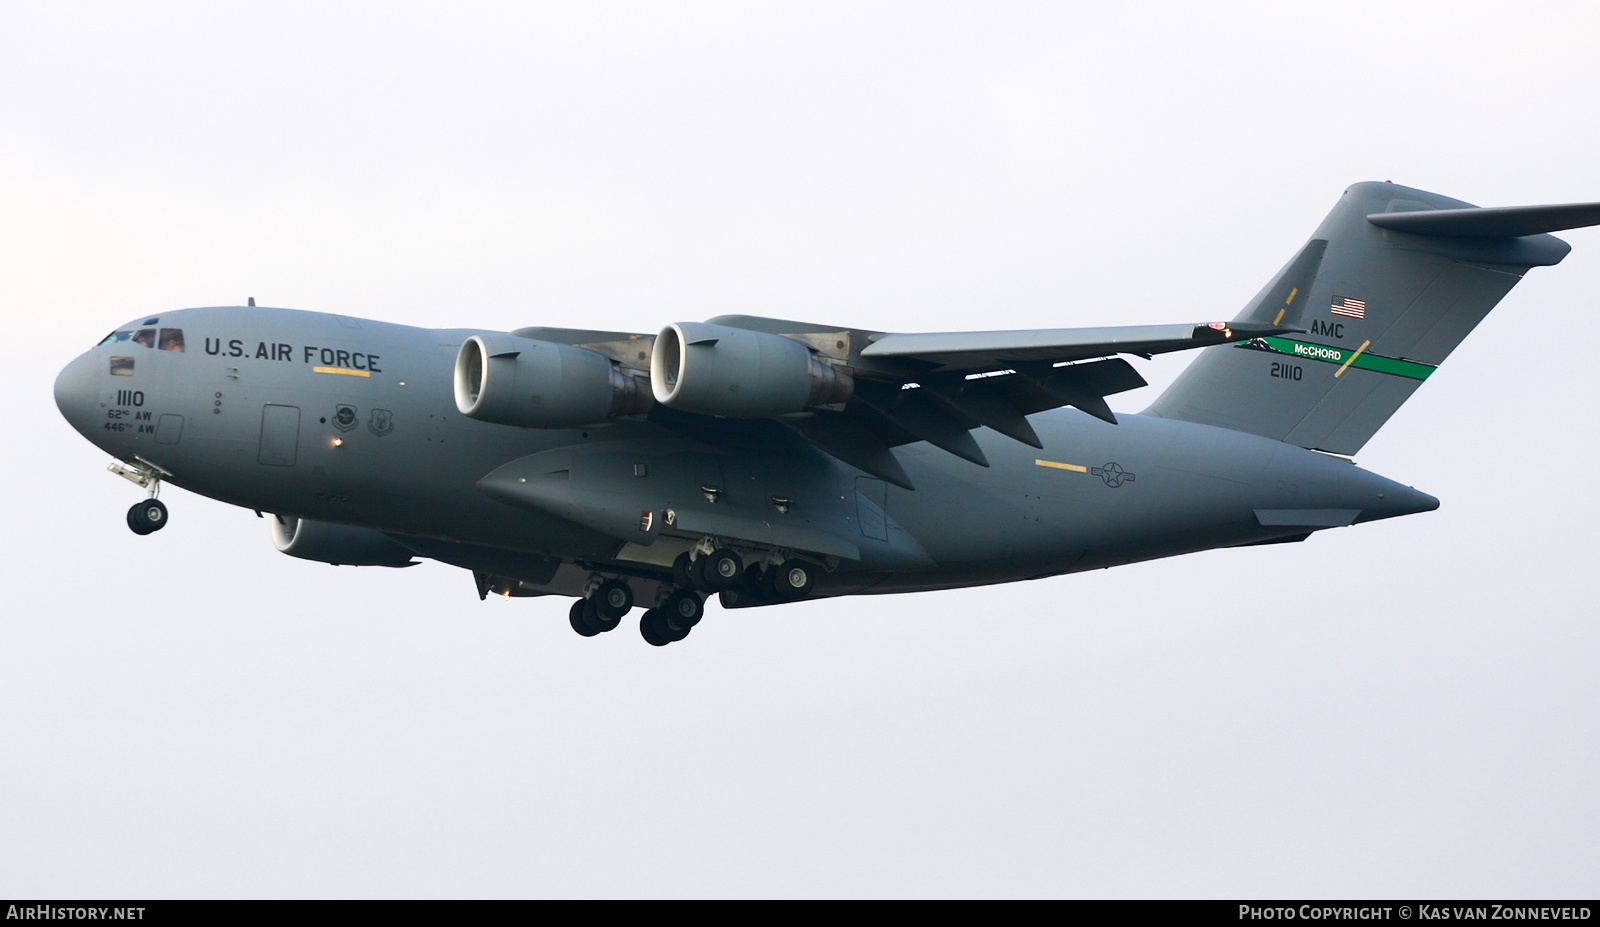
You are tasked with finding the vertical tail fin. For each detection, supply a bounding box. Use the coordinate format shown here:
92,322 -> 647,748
1146,182 -> 1600,455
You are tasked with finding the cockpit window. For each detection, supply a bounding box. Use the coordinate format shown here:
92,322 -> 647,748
110,356 -> 134,376
99,330 -> 133,346
158,328 -> 185,352
132,329 -> 156,348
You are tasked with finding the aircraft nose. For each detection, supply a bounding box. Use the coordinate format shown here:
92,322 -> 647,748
54,351 -> 102,434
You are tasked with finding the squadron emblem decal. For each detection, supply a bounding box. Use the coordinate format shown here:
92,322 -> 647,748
368,409 -> 394,437
333,403 -> 358,432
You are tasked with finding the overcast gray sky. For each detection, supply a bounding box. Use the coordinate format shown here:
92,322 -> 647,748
4,1 -> 1597,898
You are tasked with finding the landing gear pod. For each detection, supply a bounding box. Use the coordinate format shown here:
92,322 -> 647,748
454,334 -> 651,428
651,322 -> 852,418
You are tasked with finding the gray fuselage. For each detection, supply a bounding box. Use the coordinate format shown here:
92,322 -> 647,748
54,305 -> 1438,599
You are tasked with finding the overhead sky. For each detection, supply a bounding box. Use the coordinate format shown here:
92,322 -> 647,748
4,1 -> 1597,898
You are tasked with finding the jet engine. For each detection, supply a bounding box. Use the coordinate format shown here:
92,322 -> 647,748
455,334 -> 652,428
650,322 -> 853,418
270,515 -> 418,567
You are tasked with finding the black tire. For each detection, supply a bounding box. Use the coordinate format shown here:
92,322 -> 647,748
664,617 -> 690,642
672,552 -> 697,589
746,564 -> 777,602
569,598 -> 602,637
690,555 -> 714,591
126,499 -> 167,535
662,589 -> 704,631
639,608 -> 672,647
770,559 -> 815,600
592,579 -> 632,625
700,548 -> 743,590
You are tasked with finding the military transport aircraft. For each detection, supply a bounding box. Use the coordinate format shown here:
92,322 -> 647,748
54,182 -> 1600,645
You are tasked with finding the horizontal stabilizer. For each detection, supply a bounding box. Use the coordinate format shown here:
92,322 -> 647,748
1367,202 -> 1600,239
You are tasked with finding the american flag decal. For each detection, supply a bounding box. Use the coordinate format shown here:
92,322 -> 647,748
1331,295 -> 1367,319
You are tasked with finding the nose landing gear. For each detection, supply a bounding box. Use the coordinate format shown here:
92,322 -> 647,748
109,456 -> 173,535
127,498 -> 169,535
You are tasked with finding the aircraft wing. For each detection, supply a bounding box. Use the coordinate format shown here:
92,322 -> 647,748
660,313 -> 1307,490
858,320 -> 1294,371
495,298 -> 1311,492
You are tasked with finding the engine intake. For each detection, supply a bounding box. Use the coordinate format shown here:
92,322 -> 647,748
455,334 -> 651,428
271,516 -> 417,567
651,322 -> 852,418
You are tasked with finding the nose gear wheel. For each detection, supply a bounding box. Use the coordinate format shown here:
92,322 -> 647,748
127,499 -> 168,535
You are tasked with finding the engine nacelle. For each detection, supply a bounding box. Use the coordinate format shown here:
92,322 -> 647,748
270,515 -> 417,567
455,334 -> 651,428
650,322 -> 852,418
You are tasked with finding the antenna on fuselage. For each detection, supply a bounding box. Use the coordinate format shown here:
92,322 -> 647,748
248,297 -> 256,306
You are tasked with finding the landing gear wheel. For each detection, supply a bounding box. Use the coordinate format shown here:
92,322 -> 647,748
592,579 -> 633,628
639,608 -> 672,647
663,617 -> 690,642
569,598 -> 602,637
672,552 -> 697,590
662,589 -> 704,631
126,499 -> 168,535
698,548 -> 743,590
770,559 -> 815,601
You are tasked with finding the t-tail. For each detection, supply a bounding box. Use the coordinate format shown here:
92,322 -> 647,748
1146,182 -> 1600,455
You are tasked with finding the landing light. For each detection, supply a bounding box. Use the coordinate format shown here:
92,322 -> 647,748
332,437 -> 344,447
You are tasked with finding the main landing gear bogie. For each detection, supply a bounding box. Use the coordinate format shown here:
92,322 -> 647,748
564,573 -> 708,646
765,558 -> 816,600
671,548 -> 746,593
568,546 -> 817,646
640,590 -> 703,647
569,581 -> 630,637
728,558 -> 816,604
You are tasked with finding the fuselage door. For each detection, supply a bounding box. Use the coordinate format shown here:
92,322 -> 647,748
155,414 -> 185,445
259,404 -> 301,466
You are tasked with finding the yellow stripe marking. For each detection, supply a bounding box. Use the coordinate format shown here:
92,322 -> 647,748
314,366 -> 371,377
1273,308 -> 1286,325
1035,459 -> 1087,473
1334,340 -> 1371,378
1286,287 -> 1299,305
